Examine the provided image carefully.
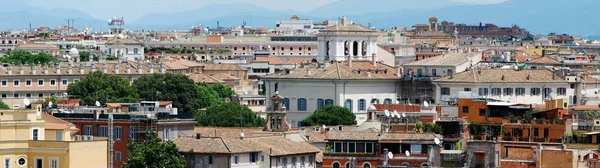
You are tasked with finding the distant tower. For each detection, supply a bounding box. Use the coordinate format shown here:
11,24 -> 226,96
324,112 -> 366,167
429,16 -> 439,31
264,92 -> 290,132
108,17 -> 125,35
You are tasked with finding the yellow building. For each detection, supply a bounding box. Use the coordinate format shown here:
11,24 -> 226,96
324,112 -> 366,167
0,108 -> 108,168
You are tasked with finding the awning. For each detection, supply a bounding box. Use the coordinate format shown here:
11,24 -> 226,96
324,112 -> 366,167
582,132 -> 600,135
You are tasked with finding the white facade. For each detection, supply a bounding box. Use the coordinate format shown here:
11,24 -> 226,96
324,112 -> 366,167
434,82 -> 575,105
317,35 -> 379,62
401,52 -> 482,78
275,19 -> 313,33
247,62 -> 297,77
264,79 -> 398,126
269,154 -> 317,168
106,44 -> 144,61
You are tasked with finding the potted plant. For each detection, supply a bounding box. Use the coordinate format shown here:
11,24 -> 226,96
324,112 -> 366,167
415,121 -> 424,133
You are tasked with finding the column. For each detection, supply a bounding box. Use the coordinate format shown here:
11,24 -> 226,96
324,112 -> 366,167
357,41 -> 363,57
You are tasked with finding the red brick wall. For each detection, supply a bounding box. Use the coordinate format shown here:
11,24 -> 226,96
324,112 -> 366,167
541,150 -> 573,168
322,158 -> 378,168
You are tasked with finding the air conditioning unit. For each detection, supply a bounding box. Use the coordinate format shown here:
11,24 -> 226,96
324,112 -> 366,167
88,136 -> 94,140
75,135 -> 82,141
82,135 -> 89,140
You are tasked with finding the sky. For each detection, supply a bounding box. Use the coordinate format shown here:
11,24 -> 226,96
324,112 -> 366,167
14,0 -> 507,21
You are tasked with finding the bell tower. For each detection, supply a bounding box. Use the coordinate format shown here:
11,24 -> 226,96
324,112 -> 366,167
264,91 -> 290,132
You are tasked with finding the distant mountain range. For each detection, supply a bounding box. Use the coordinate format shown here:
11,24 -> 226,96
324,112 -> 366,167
1,0 -> 599,39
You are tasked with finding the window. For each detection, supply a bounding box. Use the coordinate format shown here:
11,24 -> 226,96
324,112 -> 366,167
325,99 -> 334,106
73,79 -> 79,83
49,158 -> 58,168
441,87 -> 450,95
250,152 -> 258,163
261,155 -> 264,162
134,48 -> 139,54
344,99 -> 353,111
317,98 -> 324,110
205,156 -> 214,164
62,79 -> 68,86
116,151 -> 122,162
98,126 -> 108,137
432,69 -> 437,76
5,157 -> 10,168
531,88 -> 541,96
13,94 -> 18,98
384,98 -> 392,104
300,156 -> 305,166
462,106 -> 469,113
291,157 -> 297,167
464,88 -> 472,92
50,79 -> 56,86
289,47 -> 293,51
194,155 -> 202,165
557,87 -> 567,95
25,79 -> 31,86
173,126 -> 178,139
503,88 -> 513,96
114,127 -> 123,140
544,128 -> 549,137
38,79 -> 44,86
1,94 -> 5,98
33,128 -> 39,140
234,155 -> 239,164
25,93 -> 31,98
516,88 -> 525,96
129,127 -> 137,140
543,88 -> 552,98
163,127 -> 170,140
17,157 -> 25,167
84,125 -> 93,135
56,131 -> 63,141
332,162 -> 340,168
35,158 -> 42,168
13,80 -> 20,86
1,80 -> 6,87
297,98 -> 307,111
38,93 -> 44,98
358,99 -> 366,111
282,158 -> 288,167
363,163 -> 371,168
283,98 -> 290,110
274,83 -> 278,92
308,156 -> 314,166
534,128 -> 539,137
479,109 -> 486,116
491,88 -> 501,96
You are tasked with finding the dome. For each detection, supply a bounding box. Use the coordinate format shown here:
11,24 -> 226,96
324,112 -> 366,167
68,48 -> 79,56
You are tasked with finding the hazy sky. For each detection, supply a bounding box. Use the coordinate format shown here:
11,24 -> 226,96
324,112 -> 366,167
15,0 -> 507,21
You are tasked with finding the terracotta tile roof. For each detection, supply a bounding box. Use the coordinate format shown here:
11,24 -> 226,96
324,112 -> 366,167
158,101 -> 172,106
403,52 -> 481,66
514,54 -> 541,63
195,127 -> 264,138
0,62 -> 163,76
320,24 -> 376,32
106,103 -> 121,108
244,136 -> 321,156
44,123 -> 69,130
211,73 -> 240,80
263,61 -> 399,80
435,69 -> 566,83
203,64 -> 247,71
187,73 -> 225,84
164,59 -> 203,70
173,137 -> 230,154
526,56 -> 560,65
572,105 -> 599,111
16,43 -> 59,50
286,58 -> 313,64
326,132 -> 379,141
41,113 -> 75,130
374,104 -> 422,112
380,133 -> 439,141
220,138 -> 264,153
105,38 -> 142,45
254,57 -> 293,65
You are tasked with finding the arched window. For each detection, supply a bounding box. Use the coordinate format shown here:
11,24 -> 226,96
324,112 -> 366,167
344,99 -> 353,111
325,99 -> 334,106
384,98 -> 392,104
283,98 -> 290,110
352,41 -> 359,56
363,162 -> 371,168
358,99 -> 366,111
371,99 -> 379,105
345,162 -> 354,168
298,98 -> 307,111
332,162 -> 340,168
317,99 -> 324,110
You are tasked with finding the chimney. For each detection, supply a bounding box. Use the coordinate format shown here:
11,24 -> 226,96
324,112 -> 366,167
68,63 -> 73,74
126,64 -> 131,74
91,64 -> 97,72
102,63 -> 107,73
348,56 -> 353,67
527,74 -> 530,80
367,71 -> 372,77
79,63 -> 85,74
18,64 -> 24,75
323,62 -> 329,69
159,62 -> 165,73
55,63 -> 61,74
7,66 -> 11,75
396,68 -> 401,77
43,65 -> 48,74
340,16 -> 347,26
31,65 -> 36,75
138,62 -> 143,74
114,64 -> 120,74
148,63 -> 154,74
371,53 -> 377,66
501,75 -> 505,80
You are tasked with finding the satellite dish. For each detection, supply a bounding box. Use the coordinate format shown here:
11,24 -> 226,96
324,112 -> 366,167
384,110 -> 390,117
582,90 -> 587,95
402,112 -> 406,118
423,101 -> 429,107
396,100 -> 400,104
95,101 -> 101,107
322,124 -> 327,130
405,150 -> 411,157
48,101 -> 53,108
434,137 -> 441,145
240,132 -> 245,137
387,152 -> 393,159
393,110 -> 400,118
23,98 -> 31,106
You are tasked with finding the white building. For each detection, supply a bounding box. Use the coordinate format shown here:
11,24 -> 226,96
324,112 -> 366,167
105,38 -> 144,61
275,15 -> 339,34
317,17 -> 379,63
432,69 -> 575,105
401,51 -> 482,79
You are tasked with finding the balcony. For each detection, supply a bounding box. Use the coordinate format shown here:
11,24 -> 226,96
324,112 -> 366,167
323,152 -> 378,157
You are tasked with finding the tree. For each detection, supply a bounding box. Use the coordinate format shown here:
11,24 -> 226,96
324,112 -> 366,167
67,71 -> 139,106
210,83 -> 236,101
0,50 -> 53,65
123,132 -> 186,168
302,106 -> 356,126
79,51 -> 90,62
196,83 -> 222,109
134,73 -> 201,114
424,122 -> 443,134
0,100 -> 9,109
415,121 -> 424,133
196,102 -> 266,127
